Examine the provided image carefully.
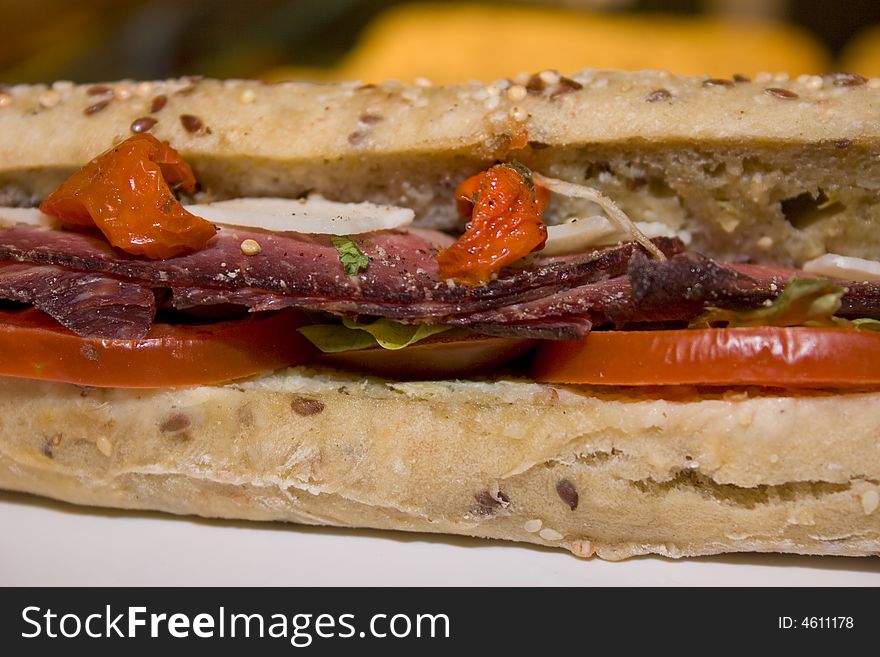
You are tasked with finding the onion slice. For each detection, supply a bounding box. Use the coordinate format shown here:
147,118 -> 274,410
184,195 -> 414,235
532,172 -> 666,260
803,253 -> 880,281
541,215 -> 681,257
0,207 -> 58,228
0,196 -> 416,237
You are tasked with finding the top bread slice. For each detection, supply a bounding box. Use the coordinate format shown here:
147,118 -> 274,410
1,70 -> 879,265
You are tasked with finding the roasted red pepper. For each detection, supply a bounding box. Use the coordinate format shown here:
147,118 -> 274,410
40,134 -> 217,259
439,162 -> 549,285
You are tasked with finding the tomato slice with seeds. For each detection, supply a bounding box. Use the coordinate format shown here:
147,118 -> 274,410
0,307 -> 314,388
532,327 -> 880,388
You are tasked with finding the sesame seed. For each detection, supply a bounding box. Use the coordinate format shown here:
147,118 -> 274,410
180,114 -> 204,132
485,83 -> 501,97
240,89 -> 256,103
551,76 -> 583,99
87,85 -> 112,97
160,412 -> 190,433
703,78 -> 734,88
513,71 -> 531,85
570,540 -> 595,558
347,130 -> 366,146
539,528 -> 564,541
84,99 -> 110,115
754,71 -> 773,83
829,72 -> 867,87
0,93 -> 11,109
508,105 -> 528,122
130,116 -> 157,133
52,80 -> 74,92
861,490 -> 879,515
240,238 -> 261,256
764,87 -> 799,100
290,396 -> 325,416
483,96 -> 500,110
38,90 -> 60,108
523,519 -> 542,533
756,236 -> 774,251
773,72 -> 790,82
113,85 -> 132,100
95,436 -> 113,457
803,75 -> 824,91
506,84 -> 527,101
556,479 -> 579,510
150,94 -> 167,113
539,69 -> 561,85
414,77 -> 432,87
359,112 -> 383,125
135,81 -> 154,97
645,88 -> 672,103
525,75 -> 545,95
732,73 -> 751,83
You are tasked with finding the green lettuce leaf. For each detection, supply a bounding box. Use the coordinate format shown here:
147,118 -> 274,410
298,318 -> 454,353
691,279 -> 849,328
850,318 -> 880,331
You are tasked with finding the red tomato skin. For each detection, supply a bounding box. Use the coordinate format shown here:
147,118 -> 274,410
0,308 -> 313,388
532,327 -> 880,388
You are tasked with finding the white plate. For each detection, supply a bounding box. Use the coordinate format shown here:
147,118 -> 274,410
1,490 -> 878,586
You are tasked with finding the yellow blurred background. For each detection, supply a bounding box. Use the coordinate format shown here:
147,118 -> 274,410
0,0 -> 879,84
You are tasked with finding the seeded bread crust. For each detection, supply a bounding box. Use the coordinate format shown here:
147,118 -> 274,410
0,370 -> 878,560
1,71 -> 880,265
1,72 -> 880,560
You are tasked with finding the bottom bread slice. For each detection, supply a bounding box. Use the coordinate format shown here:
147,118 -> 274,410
0,369 -> 878,560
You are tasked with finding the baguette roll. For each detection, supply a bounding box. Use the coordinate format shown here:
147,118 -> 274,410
0,71 -> 879,559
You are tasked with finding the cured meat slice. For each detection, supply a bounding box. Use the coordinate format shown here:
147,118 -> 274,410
0,262 -> 155,339
0,223 -> 681,319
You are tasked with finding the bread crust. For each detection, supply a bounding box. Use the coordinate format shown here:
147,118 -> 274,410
1,370 -> 877,560
2,71 -> 879,265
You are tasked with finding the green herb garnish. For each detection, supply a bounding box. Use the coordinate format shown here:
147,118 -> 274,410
331,235 -> 369,276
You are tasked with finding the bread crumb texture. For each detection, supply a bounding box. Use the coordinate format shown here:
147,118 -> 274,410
1,71 -> 880,265
0,368 -> 878,560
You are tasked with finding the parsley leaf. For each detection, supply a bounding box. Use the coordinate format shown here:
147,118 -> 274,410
331,235 -> 369,276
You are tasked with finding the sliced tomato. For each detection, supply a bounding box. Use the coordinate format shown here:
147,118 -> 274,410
531,327 -> 880,388
318,335 -> 536,380
0,307 -> 314,388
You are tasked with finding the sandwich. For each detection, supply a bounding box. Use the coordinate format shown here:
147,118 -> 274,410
0,70 -> 878,560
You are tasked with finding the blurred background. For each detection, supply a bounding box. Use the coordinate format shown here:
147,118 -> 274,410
1,0 -> 879,84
